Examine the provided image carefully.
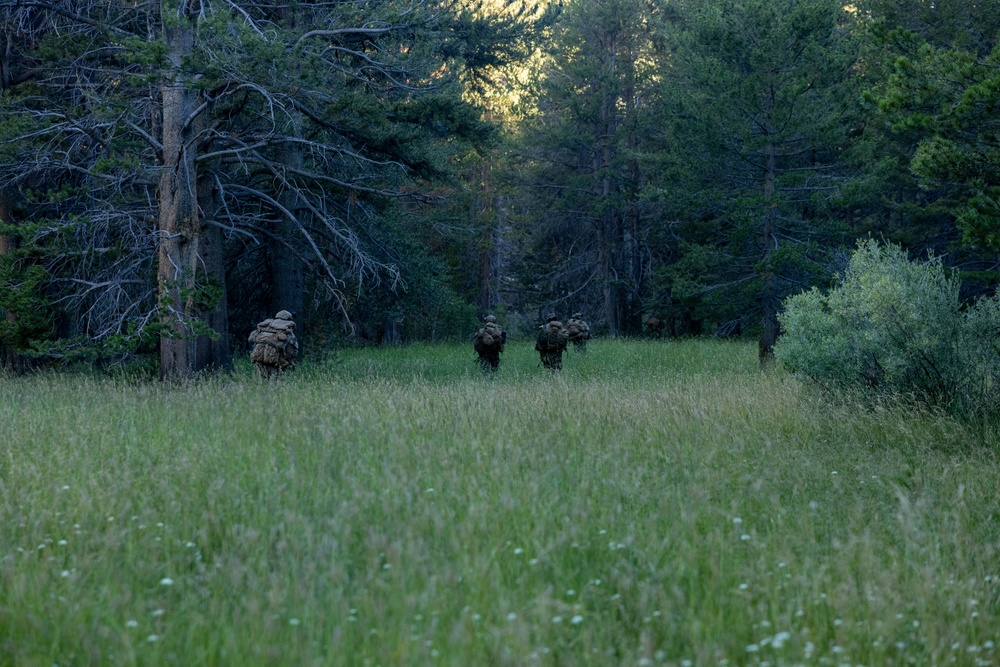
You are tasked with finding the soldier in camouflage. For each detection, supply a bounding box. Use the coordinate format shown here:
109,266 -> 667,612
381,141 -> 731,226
535,312 -> 568,372
248,310 -> 299,379
473,314 -> 506,374
565,312 -> 591,353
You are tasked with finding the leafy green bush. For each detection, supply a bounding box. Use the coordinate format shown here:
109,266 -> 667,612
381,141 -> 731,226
776,239 -> 1000,416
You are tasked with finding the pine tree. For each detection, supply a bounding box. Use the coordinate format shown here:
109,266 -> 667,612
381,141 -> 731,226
653,0 -> 863,360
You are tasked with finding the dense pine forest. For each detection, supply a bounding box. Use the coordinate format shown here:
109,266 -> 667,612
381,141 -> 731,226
2,0 -> 999,379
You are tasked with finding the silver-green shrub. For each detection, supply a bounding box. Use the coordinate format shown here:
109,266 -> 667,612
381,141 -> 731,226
776,239 -> 1000,416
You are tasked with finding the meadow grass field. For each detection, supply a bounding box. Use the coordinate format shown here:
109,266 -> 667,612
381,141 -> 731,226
1,338 -> 999,666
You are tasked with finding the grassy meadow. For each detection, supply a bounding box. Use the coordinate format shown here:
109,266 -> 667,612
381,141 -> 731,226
1,339 -> 999,666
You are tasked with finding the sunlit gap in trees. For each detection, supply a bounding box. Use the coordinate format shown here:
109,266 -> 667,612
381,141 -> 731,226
457,0 -> 552,120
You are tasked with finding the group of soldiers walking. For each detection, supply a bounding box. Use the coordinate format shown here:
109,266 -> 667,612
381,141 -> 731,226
473,311 -> 590,374
247,308 -> 591,378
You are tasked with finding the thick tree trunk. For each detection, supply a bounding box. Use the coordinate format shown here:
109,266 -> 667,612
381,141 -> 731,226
477,161 -> 493,313
270,114 -> 305,319
270,3 -> 305,320
0,190 -> 22,369
158,5 -> 224,380
758,99 -> 780,365
196,168 -> 233,371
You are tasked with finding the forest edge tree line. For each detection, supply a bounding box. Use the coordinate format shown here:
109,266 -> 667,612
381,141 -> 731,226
2,0 -> 999,377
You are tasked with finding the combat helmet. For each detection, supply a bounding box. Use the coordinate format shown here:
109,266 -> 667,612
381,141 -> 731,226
484,315 -> 497,323
275,310 -> 293,320
546,312 -> 557,322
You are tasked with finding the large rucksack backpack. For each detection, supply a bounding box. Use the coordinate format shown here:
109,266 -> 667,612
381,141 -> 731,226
249,318 -> 298,368
535,320 -> 567,352
474,321 -> 505,354
566,318 -> 590,341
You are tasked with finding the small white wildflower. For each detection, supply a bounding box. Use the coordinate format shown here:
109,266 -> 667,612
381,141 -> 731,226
552,616 -> 563,623
804,642 -> 815,657
151,609 -> 165,617
61,485 -> 70,490
809,501 -> 819,510
60,570 -> 71,578
159,577 -> 174,586
772,631 -> 791,648
912,620 -> 920,628
513,548 -> 524,555
953,643 -> 962,650
599,529 -> 607,535
425,488 -> 434,493
972,611 -> 980,618
506,612 -> 517,621
795,609 -> 804,617
831,645 -> 844,653
570,615 -> 584,625
738,583 -> 749,590
971,599 -> 980,606
107,517 -> 114,522
529,558 -> 539,565
566,589 -> 576,596
652,610 -> 661,617
289,618 -> 300,626
983,640 -> 994,649
126,620 -> 138,628
431,649 -> 439,657
383,563 -> 391,570
834,618 -> 842,626
146,635 -> 159,643
185,542 -> 196,548
639,659 -> 652,666
777,561 -> 786,568
831,471 -> 838,475
733,517 -> 743,524
745,644 -> 760,653
679,659 -> 690,666
156,522 -> 164,527
740,534 -> 751,541
472,613 -> 481,621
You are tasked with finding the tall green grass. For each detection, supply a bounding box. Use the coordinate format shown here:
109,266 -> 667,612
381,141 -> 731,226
1,339 -> 998,666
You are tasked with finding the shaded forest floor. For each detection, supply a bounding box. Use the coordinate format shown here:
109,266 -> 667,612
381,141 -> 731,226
2,339 -> 999,666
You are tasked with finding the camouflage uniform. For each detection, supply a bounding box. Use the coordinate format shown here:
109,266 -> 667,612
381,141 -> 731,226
565,312 -> 591,352
535,313 -> 568,372
473,315 -> 506,374
248,310 -> 299,379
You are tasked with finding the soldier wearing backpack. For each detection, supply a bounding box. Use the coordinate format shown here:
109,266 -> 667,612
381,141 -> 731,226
248,310 -> 299,379
535,312 -> 568,372
565,312 -> 591,353
473,314 -> 506,374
